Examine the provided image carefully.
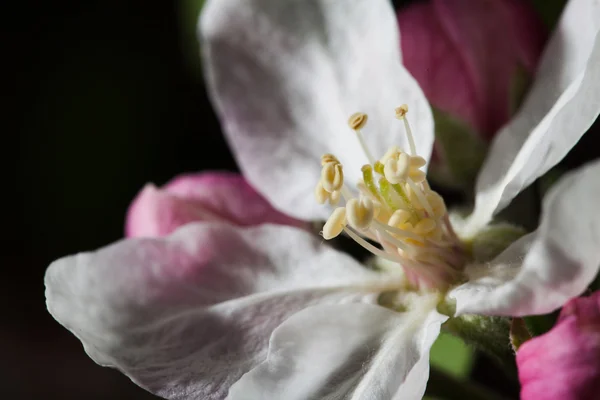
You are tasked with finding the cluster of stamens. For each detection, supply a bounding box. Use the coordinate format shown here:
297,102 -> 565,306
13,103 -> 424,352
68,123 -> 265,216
315,105 -> 466,289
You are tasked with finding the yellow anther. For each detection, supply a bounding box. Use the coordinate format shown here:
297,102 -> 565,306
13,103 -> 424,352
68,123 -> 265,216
384,152 -> 410,184
380,146 -> 401,164
388,209 -> 412,227
329,190 -> 341,205
346,197 -> 375,231
314,181 -> 329,204
322,207 -> 347,240
348,112 -> 368,130
409,156 -> 427,168
414,218 -> 437,235
321,153 -> 340,166
395,104 -> 409,119
321,161 -> 344,192
409,169 -> 426,183
315,181 -> 341,205
427,192 -> 447,218
372,200 -> 383,219
405,184 -> 421,209
405,238 -> 425,247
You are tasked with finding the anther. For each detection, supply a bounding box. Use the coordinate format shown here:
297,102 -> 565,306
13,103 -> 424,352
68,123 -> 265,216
346,197 -> 375,231
321,153 -> 339,166
414,218 -> 437,235
395,105 -> 416,156
329,190 -> 341,205
388,209 -> 412,227
315,181 -> 341,205
322,207 -> 347,240
314,181 -> 328,204
384,152 -> 410,184
394,104 -> 409,119
410,156 -> 427,168
409,169 -> 426,183
321,162 -> 344,192
348,112 -> 368,130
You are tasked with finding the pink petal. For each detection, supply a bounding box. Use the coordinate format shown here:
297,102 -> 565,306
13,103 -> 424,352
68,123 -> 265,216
125,172 -> 306,238
518,291 -> 600,400
398,0 -> 546,139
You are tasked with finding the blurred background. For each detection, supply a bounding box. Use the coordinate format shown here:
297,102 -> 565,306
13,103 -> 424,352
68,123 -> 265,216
4,0 -> 596,398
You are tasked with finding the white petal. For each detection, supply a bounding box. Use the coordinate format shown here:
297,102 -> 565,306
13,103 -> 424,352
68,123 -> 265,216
466,0 -> 600,234
45,223 -> 389,400
200,0 -> 434,221
227,300 -> 447,400
451,159 -> 600,316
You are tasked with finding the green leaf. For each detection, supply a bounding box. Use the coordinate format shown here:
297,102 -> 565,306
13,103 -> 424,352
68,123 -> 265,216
430,333 -> 474,379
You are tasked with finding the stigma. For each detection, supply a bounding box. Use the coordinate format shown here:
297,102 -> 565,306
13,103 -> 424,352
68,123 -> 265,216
316,105 -> 466,290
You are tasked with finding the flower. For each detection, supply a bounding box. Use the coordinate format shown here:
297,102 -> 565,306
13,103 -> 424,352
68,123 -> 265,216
517,291 -> 600,400
45,0 -> 600,399
125,171 -> 306,238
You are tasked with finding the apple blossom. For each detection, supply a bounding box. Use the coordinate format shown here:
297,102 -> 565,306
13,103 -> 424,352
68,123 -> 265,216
45,0 -> 600,399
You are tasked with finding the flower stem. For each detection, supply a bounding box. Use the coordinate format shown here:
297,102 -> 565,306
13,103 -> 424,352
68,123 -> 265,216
425,367 -> 510,400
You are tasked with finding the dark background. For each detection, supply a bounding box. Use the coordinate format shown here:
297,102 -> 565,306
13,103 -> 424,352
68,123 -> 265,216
3,0 -> 596,399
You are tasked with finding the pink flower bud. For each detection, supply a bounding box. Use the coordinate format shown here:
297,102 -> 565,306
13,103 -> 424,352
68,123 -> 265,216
398,0 -> 547,139
517,291 -> 600,400
125,172 -> 306,237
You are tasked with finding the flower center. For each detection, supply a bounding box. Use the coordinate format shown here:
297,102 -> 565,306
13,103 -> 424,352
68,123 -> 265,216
315,105 -> 466,290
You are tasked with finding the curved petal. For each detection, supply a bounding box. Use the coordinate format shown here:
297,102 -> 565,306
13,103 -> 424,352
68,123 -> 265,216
227,300 -> 447,400
450,159 -> 600,316
518,291 -> 600,400
465,0 -> 600,234
45,223 -> 389,400
125,172 -> 306,237
200,0 -> 434,220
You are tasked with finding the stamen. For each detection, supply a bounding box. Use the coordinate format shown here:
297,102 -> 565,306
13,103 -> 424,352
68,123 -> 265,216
384,152 -> 410,184
329,190 -> 341,205
395,105 -> 417,157
389,181 -> 414,212
414,218 -> 436,235
315,181 -> 341,205
315,107 -> 466,290
370,222 -> 411,252
348,112 -> 376,165
321,161 -> 344,192
361,165 -> 385,204
406,178 -> 434,217
379,177 -> 409,211
322,207 -> 347,240
314,181 -> 329,204
346,197 -> 375,231
321,153 -> 340,166
344,226 -> 399,263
